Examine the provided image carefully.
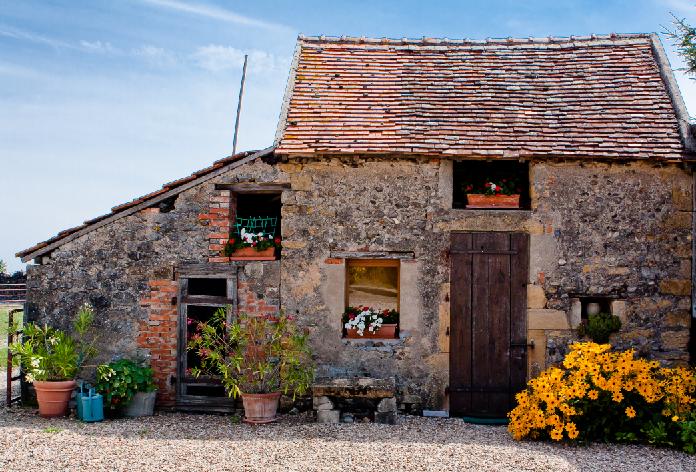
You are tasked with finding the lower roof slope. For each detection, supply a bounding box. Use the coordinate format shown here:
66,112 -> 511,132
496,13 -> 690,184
276,34 -> 692,159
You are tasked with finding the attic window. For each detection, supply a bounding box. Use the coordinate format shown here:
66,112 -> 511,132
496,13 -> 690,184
452,160 -> 530,210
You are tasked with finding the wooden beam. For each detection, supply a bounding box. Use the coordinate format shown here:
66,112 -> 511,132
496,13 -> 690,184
20,147 -> 275,262
330,250 -> 415,260
214,182 -> 290,193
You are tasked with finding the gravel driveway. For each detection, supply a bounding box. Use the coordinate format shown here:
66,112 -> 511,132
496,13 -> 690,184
1,408 -> 695,472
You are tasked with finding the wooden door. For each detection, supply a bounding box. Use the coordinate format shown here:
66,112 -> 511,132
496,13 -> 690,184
449,232 -> 528,418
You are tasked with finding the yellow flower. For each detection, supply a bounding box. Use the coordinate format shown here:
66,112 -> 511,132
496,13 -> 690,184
672,415 -> 680,422
550,427 -> 564,441
588,390 -> 599,400
565,422 -> 579,440
625,407 -> 636,418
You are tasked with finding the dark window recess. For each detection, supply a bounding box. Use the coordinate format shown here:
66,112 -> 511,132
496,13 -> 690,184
187,278 -> 227,297
579,297 -> 613,320
158,195 -> 177,213
185,384 -> 227,398
234,193 -> 282,238
453,160 -> 530,209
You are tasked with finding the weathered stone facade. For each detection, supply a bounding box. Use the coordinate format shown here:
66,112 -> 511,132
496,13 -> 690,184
23,154 -> 693,411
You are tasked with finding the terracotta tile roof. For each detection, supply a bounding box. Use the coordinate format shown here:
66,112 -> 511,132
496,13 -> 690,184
276,34 -> 692,159
17,149 -> 272,261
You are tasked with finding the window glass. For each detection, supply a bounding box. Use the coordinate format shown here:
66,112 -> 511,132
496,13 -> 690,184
347,262 -> 399,311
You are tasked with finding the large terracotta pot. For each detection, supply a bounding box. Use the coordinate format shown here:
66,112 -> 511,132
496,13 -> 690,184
466,194 -> 520,209
346,323 -> 398,339
241,392 -> 281,424
230,247 -> 276,261
34,380 -> 76,418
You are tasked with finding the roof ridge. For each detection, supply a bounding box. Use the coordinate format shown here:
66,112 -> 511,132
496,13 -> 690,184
297,32 -> 653,47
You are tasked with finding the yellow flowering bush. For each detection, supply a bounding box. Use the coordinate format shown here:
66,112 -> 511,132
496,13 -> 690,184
508,342 -> 696,449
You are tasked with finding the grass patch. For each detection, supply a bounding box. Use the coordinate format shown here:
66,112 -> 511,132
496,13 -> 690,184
42,427 -> 62,434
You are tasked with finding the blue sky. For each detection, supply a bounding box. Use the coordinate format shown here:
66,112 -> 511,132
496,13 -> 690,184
1,0 -> 695,272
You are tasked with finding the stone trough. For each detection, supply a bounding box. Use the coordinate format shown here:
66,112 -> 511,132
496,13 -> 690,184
312,377 -> 397,424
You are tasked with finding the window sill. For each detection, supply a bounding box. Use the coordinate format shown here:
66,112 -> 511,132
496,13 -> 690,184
450,208 -> 532,215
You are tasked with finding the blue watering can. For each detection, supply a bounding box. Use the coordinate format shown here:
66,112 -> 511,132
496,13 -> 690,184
76,382 -> 104,423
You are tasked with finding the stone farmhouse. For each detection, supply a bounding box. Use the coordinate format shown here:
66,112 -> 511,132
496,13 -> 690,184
17,33 -> 696,418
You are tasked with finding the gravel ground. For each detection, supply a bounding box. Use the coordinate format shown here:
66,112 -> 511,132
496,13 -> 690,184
1,408 -> 695,472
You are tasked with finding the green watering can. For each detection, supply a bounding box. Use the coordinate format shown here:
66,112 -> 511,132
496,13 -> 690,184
76,382 -> 104,423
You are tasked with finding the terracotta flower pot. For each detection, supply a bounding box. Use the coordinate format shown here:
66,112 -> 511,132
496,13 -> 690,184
346,323 -> 398,339
34,380 -> 77,418
230,247 -> 276,261
241,392 -> 281,424
466,194 -> 520,209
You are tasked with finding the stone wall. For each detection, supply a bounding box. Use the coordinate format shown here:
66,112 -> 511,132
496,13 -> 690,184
24,154 -> 693,412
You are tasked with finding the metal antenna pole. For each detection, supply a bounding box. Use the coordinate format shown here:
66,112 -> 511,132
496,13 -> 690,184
232,54 -> 248,156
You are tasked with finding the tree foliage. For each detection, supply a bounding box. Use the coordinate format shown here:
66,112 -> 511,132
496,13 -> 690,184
666,13 -> 696,77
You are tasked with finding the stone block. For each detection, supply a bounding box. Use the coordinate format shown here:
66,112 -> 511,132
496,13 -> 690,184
313,396 -> 334,411
611,300 -> 628,324
399,260 -> 420,331
377,397 -> 397,413
375,411 -> 397,425
659,279 -> 691,296
672,186 -> 693,211
527,285 -> 546,309
569,299 -> 582,329
290,174 -> 312,191
528,309 -> 569,330
664,311 -> 691,329
661,330 -> 690,350
317,410 -> 340,424
527,329 -> 547,377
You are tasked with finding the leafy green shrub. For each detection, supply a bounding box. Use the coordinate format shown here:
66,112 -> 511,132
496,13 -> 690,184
678,412 -> 696,454
10,303 -> 96,381
577,312 -> 621,343
95,359 -> 156,410
188,308 -> 314,398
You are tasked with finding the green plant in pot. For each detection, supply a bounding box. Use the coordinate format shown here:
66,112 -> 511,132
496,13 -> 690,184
95,359 -> 157,416
188,308 -> 314,423
11,303 -> 97,417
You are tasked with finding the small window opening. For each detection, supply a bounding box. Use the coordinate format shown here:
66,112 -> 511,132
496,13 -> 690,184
185,305 -> 222,371
580,296 -> 613,321
453,160 -> 530,209
234,193 -> 282,239
344,259 -> 400,339
187,278 -> 227,297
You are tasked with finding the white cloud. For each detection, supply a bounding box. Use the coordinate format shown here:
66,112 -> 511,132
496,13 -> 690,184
80,40 -> 119,54
0,25 -> 71,49
191,45 -> 289,73
662,0 -> 696,17
140,0 -> 292,32
132,45 -> 177,67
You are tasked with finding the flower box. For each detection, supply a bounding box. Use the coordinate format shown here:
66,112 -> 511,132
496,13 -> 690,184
346,324 -> 398,339
466,193 -> 520,209
229,247 -> 276,261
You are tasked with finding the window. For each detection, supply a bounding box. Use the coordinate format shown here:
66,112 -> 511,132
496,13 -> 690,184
579,296 -> 613,321
346,259 -> 400,311
452,160 -> 530,209
234,193 -> 282,240
343,259 -> 401,340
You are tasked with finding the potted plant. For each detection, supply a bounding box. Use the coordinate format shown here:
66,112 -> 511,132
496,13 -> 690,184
343,306 -> 399,339
188,309 -> 314,424
222,228 -> 281,261
464,178 -> 522,208
10,303 -> 96,418
95,358 -> 157,416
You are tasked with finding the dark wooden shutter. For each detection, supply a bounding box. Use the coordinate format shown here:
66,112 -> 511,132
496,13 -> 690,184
449,232 -> 528,418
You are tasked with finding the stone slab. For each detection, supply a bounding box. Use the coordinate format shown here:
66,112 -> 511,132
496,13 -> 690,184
528,309 -> 569,330
312,377 -> 396,399
317,409 -> 340,424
